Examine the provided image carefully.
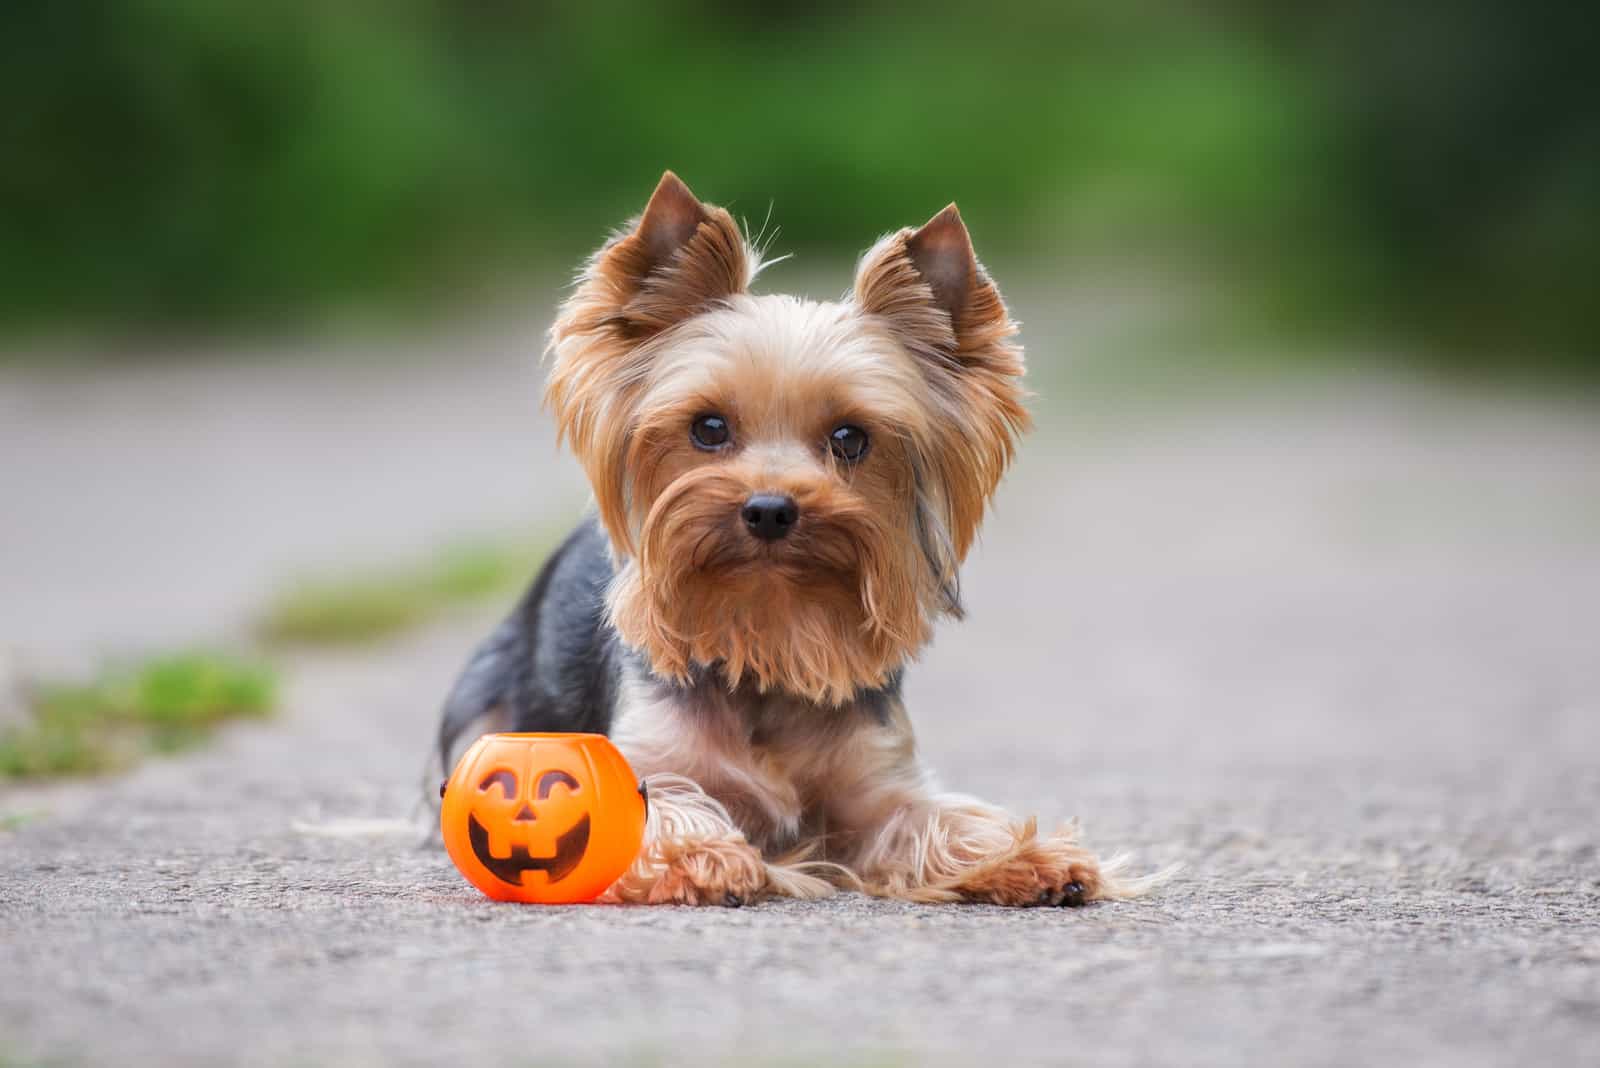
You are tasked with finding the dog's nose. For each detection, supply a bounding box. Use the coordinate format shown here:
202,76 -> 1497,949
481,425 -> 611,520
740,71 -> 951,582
741,494 -> 799,541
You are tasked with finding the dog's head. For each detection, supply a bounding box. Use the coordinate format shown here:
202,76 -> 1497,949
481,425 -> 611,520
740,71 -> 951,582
546,172 -> 1028,704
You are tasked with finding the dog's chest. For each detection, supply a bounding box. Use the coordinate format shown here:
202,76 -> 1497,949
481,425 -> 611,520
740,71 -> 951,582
701,693 -> 845,839
615,677 -> 882,850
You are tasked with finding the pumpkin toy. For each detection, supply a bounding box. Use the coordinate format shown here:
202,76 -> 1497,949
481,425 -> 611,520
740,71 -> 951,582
440,732 -> 646,903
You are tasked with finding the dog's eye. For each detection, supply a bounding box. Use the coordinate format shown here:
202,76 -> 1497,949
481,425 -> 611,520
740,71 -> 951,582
690,414 -> 730,450
828,424 -> 869,463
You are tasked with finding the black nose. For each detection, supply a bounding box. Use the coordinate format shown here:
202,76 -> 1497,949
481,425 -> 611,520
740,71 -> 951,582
741,494 -> 799,541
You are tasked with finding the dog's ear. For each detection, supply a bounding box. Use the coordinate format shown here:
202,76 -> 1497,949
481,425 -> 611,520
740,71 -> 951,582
632,171 -> 714,281
546,172 -> 755,551
566,171 -> 752,341
854,204 -> 1017,373
905,205 -> 986,336
853,205 -> 1029,560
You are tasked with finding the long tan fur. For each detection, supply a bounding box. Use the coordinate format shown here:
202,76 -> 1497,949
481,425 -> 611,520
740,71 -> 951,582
541,172 -> 1151,906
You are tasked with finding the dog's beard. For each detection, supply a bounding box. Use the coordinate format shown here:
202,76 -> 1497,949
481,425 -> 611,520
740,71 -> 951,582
607,468 -> 932,705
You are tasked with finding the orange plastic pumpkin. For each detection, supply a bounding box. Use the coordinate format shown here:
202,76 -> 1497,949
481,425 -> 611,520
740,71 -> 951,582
441,732 -> 646,904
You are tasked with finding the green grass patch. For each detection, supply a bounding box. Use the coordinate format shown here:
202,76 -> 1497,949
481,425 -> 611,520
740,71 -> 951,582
0,810 -> 43,832
2,530 -> 562,780
257,532 -> 558,646
0,652 -> 277,780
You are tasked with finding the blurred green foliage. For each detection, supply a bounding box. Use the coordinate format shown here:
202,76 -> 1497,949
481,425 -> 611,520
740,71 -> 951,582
257,532 -> 557,646
1,1 -> 1594,367
0,651 -> 277,778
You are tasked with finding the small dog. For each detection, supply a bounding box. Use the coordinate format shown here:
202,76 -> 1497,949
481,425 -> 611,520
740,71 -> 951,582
437,172 -> 1133,906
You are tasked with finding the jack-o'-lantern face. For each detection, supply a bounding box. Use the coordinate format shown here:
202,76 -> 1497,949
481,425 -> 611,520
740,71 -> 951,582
440,733 -> 646,904
466,765 -> 592,885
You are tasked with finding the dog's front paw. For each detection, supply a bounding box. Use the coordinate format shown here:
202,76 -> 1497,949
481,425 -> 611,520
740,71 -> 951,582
955,833 -> 1104,908
645,838 -> 769,907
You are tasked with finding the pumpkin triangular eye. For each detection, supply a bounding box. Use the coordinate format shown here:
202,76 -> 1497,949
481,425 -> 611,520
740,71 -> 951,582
477,769 -> 518,796
536,770 -> 579,799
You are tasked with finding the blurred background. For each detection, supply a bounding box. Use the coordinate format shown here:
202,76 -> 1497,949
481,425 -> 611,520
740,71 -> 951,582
3,0 -> 1597,368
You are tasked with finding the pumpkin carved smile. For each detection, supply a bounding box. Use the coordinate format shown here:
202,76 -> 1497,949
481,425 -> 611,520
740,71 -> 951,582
467,811 -> 591,886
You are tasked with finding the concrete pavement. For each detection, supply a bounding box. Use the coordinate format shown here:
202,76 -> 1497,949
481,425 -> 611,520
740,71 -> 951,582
2,327 -> 1598,1065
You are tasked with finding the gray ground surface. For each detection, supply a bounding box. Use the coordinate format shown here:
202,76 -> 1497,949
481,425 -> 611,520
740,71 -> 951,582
0,323 -> 583,665
3,322 -> 1599,1065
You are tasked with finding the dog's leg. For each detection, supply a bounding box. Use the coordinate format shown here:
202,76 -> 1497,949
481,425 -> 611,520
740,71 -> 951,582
600,773 -> 833,905
600,773 -> 768,906
854,784 -> 1116,906
825,715 -> 1129,907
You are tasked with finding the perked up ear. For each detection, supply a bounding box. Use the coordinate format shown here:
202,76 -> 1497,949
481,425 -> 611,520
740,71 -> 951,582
633,171 -> 713,278
906,205 -> 986,331
853,204 -> 1029,560
854,203 -> 1022,380
545,172 -> 756,552
557,171 -> 753,343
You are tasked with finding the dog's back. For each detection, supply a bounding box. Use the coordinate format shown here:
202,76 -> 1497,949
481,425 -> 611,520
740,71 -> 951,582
436,519 -> 621,771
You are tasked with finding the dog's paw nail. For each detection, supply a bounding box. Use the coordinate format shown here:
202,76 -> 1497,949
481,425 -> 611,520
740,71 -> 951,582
723,893 -> 744,908
1058,881 -> 1087,908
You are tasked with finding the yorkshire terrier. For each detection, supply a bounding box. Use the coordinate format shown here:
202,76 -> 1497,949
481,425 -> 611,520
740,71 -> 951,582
437,171 -> 1135,907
